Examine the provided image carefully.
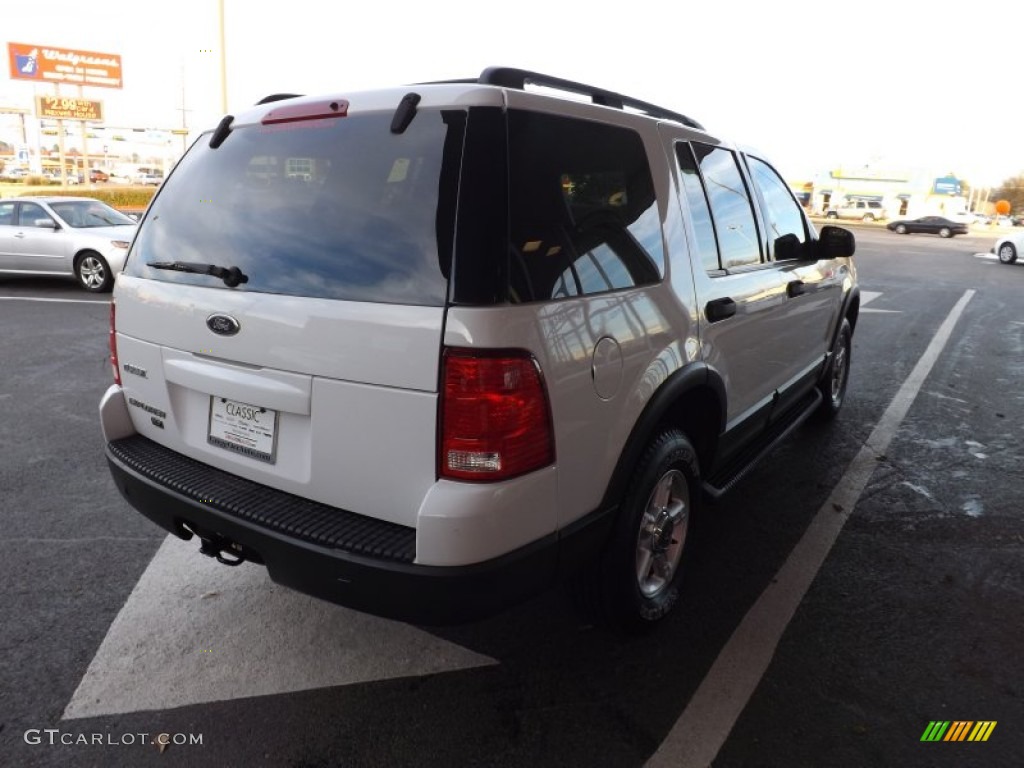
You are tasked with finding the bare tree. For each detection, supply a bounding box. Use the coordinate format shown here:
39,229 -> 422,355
991,173 -> 1024,213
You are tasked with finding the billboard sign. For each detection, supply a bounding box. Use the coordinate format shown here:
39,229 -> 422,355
36,96 -> 104,121
933,175 -> 961,196
7,42 -> 122,89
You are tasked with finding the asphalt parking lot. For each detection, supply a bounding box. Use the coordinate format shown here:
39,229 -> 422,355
1,226 -> 1021,767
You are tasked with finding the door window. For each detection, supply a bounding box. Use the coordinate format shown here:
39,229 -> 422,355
747,156 -> 808,258
691,143 -> 761,270
18,202 -> 53,227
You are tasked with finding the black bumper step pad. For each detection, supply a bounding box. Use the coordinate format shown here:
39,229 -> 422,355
108,435 -> 416,563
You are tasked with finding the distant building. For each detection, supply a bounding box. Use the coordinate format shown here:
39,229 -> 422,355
805,165 -> 968,219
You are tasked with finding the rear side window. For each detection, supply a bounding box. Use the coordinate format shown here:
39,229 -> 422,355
675,143 -> 720,273
125,109 -> 465,305
506,111 -> 662,302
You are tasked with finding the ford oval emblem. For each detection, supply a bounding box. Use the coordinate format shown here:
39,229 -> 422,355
206,314 -> 240,336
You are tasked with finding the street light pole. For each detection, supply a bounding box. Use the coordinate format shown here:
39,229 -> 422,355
218,0 -> 228,114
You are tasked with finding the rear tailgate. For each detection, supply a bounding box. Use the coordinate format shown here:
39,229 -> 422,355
114,277 -> 442,528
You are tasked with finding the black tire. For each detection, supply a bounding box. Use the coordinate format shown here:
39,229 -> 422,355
938,227 -> 952,238
75,251 -> 113,292
997,242 -> 1018,264
826,211 -> 838,219
895,224 -> 907,234
817,318 -> 852,419
581,430 -> 700,631
863,214 -> 874,222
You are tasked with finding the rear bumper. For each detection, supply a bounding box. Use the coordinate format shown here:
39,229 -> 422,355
106,435 -> 576,625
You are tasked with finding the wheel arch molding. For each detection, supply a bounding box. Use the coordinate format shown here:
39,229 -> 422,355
600,361 -> 725,510
837,284 -> 861,340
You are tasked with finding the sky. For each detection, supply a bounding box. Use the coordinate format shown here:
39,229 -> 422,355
2,0 -> 1021,187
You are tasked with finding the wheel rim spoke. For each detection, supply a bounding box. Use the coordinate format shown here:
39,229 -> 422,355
636,547 -> 654,586
653,474 -> 672,509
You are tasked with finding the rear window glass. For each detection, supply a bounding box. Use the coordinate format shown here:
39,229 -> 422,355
506,111 -> 663,303
124,108 -> 464,305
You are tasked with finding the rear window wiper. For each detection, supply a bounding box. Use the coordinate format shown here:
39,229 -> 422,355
147,261 -> 249,288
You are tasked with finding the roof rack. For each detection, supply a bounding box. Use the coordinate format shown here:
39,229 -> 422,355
475,67 -> 704,131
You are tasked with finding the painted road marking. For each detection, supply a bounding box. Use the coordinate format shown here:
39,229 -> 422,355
646,289 -> 976,768
0,296 -> 107,304
973,252 -> 1017,263
860,290 -> 899,314
63,536 -> 496,719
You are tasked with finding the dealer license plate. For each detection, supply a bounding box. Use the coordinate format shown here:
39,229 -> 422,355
207,397 -> 278,464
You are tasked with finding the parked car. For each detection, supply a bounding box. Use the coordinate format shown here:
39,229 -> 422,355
827,200 -> 886,221
886,216 -> 969,238
992,231 -> 1024,264
89,169 -> 110,183
0,196 -> 137,291
99,67 -> 858,628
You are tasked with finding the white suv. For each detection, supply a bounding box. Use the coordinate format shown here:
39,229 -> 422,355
827,200 -> 886,221
100,68 -> 859,628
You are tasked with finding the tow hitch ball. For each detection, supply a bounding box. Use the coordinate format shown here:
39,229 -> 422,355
198,536 -> 245,567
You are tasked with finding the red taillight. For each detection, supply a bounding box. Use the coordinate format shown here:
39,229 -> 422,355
440,349 -> 554,482
109,302 -> 121,385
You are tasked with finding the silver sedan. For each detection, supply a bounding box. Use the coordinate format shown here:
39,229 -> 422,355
0,196 -> 137,292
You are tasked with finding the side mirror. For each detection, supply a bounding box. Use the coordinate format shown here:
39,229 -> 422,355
33,218 -> 58,229
773,233 -> 801,260
818,225 -> 855,258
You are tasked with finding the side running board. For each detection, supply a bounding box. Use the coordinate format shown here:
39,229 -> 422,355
703,388 -> 822,499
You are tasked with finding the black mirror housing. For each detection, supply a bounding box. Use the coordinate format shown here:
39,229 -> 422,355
818,225 -> 855,259
773,232 -> 801,260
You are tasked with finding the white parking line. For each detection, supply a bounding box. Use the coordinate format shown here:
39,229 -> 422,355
63,536 -> 496,720
646,289 -> 976,768
860,290 -> 898,314
0,296 -> 107,304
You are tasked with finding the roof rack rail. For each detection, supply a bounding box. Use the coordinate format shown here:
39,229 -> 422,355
256,93 -> 304,105
476,67 -> 704,131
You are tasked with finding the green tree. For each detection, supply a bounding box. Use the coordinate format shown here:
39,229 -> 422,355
992,173 -> 1024,213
